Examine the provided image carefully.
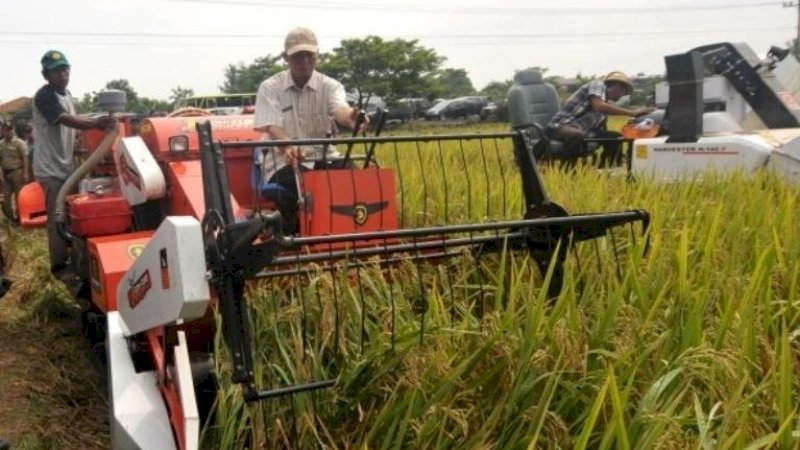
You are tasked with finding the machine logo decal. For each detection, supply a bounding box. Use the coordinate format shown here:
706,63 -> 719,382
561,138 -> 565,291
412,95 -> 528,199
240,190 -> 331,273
127,270 -> 152,309
127,244 -> 145,260
159,248 -> 170,290
118,154 -> 143,190
635,145 -> 648,159
331,201 -> 388,225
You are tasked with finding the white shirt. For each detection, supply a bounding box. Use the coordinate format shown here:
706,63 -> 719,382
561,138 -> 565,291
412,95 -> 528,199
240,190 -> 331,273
254,70 -> 349,180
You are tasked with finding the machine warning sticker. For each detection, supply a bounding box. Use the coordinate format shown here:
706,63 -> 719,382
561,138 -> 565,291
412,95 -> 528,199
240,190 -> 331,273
127,244 -> 145,260
159,248 -> 170,290
118,153 -> 143,190
635,145 -> 648,159
127,270 -> 152,309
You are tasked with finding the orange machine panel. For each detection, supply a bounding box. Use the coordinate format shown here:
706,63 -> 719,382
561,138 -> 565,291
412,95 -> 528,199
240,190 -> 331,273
138,115 -> 261,158
166,159 -> 252,220
299,168 -> 398,248
88,231 -> 154,313
18,182 -> 47,228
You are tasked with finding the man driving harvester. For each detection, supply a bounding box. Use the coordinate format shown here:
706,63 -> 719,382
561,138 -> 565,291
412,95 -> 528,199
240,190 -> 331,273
547,71 -> 654,164
253,26 -> 366,234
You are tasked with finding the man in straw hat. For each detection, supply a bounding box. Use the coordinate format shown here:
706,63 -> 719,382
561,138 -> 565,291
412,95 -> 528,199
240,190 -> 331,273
253,27 -> 366,233
547,71 -> 654,163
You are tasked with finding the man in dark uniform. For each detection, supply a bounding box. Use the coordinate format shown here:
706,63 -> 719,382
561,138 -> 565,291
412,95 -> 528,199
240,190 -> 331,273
0,122 -> 28,223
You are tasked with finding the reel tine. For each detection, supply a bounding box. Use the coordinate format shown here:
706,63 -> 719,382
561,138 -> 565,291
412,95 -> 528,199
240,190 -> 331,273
436,139 -> 450,222
382,238 -> 397,351
411,235 -> 428,344
414,140 -> 428,226
478,138 -> 491,219
609,228 -> 623,282
492,137 -> 508,218
592,237 -> 604,278
295,251 -> 308,359
355,261 -> 367,355
392,142 -> 405,228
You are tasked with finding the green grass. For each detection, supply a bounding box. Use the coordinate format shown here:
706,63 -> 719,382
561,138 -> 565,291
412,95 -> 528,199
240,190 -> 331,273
203,124 -> 800,449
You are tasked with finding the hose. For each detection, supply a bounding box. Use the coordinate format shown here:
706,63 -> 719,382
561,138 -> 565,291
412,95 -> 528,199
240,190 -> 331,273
54,123 -> 120,242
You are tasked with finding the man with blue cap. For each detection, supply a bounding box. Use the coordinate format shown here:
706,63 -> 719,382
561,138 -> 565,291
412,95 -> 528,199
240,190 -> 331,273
32,50 -> 115,281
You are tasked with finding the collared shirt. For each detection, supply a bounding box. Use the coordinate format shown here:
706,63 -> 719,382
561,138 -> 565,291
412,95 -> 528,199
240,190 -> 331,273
0,137 -> 27,172
32,84 -> 76,180
547,79 -> 607,133
254,70 -> 349,180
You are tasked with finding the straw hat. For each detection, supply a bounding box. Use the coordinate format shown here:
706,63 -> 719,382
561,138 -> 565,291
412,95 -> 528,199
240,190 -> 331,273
605,71 -> 633,91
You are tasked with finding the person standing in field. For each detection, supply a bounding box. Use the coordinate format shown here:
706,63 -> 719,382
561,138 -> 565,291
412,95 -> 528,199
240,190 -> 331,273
16,122 -> 35,182
253,26 -> 366,234
0,122 -> 29,223
547,71 -> 654,163
32,50 -> 115,279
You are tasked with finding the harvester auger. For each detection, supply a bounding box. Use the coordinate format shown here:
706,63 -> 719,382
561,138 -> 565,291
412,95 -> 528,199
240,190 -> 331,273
194,120 -> 650,413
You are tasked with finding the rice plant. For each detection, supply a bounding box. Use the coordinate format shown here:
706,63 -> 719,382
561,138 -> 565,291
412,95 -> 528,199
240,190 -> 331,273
203,126 -> 800,449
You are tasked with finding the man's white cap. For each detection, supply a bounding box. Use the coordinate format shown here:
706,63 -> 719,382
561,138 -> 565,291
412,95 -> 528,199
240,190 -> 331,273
284,27 -> 319,56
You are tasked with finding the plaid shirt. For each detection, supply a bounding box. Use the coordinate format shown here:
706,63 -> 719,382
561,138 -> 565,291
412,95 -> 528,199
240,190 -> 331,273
547,79 -> 607,133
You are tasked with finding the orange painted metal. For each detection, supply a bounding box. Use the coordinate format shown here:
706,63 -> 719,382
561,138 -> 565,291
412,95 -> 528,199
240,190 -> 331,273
165,157 -> 255,220
18,182 -> 47,228
299,168 -> 398,249
68,191 -> 132,237
138,115 -> 261,159
87,231 -> 153,313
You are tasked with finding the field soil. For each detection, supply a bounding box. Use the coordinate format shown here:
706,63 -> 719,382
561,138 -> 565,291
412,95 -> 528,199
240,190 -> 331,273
0,227 -> 107,450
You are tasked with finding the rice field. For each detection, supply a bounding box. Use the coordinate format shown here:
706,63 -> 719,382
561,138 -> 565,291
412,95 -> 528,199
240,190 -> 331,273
201,124 -> 800,449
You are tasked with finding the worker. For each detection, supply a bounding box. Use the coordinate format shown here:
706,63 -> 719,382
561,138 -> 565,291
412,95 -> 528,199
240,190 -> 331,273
32,50 -> 116,280
253,26 -> 366,234
0,122 -> 28,223
547,71 -> 654,164
16,122 -> 35,181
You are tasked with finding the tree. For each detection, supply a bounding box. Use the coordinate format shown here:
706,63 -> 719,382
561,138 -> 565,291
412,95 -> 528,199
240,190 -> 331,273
319,36 -> 444,105
479,80 -> 512,103
220,55 -> 285,94
169,86 -> 195,104
432,68 -> 475,99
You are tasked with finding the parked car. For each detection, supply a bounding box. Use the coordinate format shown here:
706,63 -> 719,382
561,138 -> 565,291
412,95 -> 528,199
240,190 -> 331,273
424,96 -> 488,120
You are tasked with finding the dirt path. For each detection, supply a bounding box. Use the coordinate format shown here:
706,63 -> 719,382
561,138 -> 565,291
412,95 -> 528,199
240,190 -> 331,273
0,227 -> 107,449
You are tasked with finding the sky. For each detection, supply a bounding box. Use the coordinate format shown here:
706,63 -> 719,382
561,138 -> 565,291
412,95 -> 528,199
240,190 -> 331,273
0,0 -> 795,103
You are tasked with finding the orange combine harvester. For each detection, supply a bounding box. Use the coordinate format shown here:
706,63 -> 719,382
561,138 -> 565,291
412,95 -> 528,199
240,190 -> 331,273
18,102 -> 649,449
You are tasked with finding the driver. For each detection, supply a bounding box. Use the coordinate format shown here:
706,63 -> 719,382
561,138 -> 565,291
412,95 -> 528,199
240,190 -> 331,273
253,27 -> 365,234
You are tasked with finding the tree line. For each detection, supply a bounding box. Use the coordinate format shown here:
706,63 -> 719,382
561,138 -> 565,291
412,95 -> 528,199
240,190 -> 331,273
10,35 -> 660,122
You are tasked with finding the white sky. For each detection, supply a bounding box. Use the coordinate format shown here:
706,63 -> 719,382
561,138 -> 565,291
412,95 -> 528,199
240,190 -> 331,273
0,0 -> 795,102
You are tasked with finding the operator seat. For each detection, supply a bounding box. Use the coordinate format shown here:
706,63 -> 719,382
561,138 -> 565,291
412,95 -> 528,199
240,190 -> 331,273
507,69 -> 602,162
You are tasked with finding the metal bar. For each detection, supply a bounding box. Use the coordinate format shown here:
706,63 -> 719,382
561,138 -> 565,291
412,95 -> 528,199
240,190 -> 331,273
249,379 -> 337,401
219,132 -> 520,149
255,250 -> 461,279
271,232 -> 529,268
283,211 -> 649,246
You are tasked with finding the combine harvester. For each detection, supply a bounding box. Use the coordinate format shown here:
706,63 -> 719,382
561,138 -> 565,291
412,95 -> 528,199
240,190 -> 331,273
19,92 -> 649,449
631,42 -> 800,181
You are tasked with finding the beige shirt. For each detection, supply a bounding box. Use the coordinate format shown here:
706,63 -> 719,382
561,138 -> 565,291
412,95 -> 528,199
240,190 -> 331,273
254,70 -> 349,180
0,137 -> 27,172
